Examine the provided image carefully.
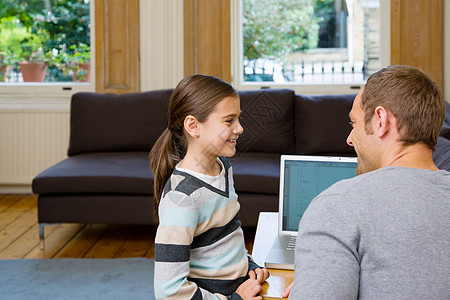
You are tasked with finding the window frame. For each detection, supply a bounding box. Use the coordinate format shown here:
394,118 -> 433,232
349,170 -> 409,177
231,0 -> 391,95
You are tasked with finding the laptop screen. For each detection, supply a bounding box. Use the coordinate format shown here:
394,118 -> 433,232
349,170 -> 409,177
280,155 -> 357,233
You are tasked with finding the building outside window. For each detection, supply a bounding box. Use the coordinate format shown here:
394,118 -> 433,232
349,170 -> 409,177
233,0 -> 386,94
0,0 -> 91,85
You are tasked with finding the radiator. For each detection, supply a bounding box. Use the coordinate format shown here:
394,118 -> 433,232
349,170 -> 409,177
0,111 -> 70,185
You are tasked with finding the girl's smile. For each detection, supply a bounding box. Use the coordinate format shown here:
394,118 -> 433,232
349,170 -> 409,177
181,95 -> 244,176
196,95 -> 244,158
227,139 -> 238,146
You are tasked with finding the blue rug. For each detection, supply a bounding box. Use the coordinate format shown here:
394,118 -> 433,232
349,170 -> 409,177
0,258 -> 155,300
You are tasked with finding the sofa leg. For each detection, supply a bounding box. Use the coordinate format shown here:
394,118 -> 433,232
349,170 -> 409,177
39,223 -> 45,249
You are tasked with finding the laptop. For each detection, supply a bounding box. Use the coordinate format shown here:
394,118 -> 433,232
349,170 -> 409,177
264,155 -> 358,270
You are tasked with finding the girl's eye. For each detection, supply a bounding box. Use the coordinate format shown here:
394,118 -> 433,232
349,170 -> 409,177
226,119 -> 233,124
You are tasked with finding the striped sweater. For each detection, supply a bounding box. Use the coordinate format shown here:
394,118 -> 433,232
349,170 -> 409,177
154,156 -> 259,299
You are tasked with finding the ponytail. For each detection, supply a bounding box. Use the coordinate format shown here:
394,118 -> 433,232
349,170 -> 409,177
150,128 -> 186,222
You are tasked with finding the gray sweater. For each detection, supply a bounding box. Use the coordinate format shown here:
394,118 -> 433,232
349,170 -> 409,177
290,166 -> 450,300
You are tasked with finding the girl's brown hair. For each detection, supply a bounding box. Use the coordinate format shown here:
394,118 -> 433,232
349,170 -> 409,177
150,74 -> 238,222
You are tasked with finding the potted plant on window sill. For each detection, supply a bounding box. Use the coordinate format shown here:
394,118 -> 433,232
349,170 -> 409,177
55,43 -> 91,82
18,37 -> 51,82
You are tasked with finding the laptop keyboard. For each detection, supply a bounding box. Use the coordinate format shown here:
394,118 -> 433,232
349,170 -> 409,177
285,235 -> 297,251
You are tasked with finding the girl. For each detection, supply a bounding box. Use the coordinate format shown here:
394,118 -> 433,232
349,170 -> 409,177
151,75 -> 269,300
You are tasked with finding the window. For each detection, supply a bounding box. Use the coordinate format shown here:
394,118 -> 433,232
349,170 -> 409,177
232,0 -> 390,94
0,0 -> 93,95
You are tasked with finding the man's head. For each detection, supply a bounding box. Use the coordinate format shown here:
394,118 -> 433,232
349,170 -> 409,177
362,65 -> 444,148
347,65 -> 445,174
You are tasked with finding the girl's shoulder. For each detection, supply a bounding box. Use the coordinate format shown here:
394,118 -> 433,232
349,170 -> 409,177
160,173 -> 196,209
162,170 -> 196,197
163,167 -> 213,200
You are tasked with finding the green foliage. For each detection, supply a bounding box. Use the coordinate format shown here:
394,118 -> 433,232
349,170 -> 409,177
0,19 -> 23,66
53,43 -> 90,79
314,0 -> 336,12
18,32 -> 52,62
0,0 -> 45,30
0,46 -> 14,66
0,18 -> 51,63
243,0 -> 322,61
68,43 -> 90,63
0,0 -> 90,81
32,1 -> 90,54
0,45 -> 14,81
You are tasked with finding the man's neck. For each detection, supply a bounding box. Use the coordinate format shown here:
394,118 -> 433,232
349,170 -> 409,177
387,142 -> 439,171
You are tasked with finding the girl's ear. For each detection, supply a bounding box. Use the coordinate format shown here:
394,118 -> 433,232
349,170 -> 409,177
184,115 -> 199,138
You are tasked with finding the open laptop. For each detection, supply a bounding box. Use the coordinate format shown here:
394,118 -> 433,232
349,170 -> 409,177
264,155 -> 358,270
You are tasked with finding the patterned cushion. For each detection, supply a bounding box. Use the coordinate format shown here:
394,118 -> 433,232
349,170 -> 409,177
237,89 -> 296,154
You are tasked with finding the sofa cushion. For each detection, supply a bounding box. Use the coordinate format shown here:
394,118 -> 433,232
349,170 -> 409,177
229,152 -> 281,195
236,89 -> 296,154
433,137 -> 450,171
32,152 -> 153,195
295,94 -> 356,155
68,89 -> 173,156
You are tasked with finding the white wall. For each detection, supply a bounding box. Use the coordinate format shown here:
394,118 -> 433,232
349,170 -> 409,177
0,107 -> 70,192
139,0 -> 184,91
0,98 -> 71,193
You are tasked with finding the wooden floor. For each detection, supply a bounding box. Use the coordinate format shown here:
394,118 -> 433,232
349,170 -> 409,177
0,194 -> 255,259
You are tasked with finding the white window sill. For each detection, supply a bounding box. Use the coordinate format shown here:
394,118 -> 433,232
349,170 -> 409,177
236,82 -> 363,95
0,82 -> 93,112
0,82 -> 93,96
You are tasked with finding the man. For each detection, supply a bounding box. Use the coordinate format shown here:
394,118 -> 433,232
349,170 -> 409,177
283,65 -> 450,299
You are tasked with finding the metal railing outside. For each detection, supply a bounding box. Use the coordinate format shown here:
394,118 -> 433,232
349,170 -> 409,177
243,59 -> 366,84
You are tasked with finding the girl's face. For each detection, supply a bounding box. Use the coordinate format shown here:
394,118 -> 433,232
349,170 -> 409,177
197,96 -> 244,159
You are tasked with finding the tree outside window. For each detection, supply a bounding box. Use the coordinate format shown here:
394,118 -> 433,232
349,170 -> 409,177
0,0 -> 90,83
242,0 -> 380,84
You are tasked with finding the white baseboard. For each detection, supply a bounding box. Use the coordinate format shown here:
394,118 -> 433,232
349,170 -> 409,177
0,185 -> 33,194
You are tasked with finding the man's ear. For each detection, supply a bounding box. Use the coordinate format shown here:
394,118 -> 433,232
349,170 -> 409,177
373,106 -> 390,138
184,115 -> 199,138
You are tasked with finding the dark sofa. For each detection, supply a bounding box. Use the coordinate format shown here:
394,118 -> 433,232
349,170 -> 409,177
32,89 -> 450,241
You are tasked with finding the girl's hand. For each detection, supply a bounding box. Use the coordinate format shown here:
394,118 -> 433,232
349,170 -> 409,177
236,271 -> 263,300
248,268 -> 270,284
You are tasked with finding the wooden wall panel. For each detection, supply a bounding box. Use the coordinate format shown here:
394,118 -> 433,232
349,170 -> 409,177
184,0 -> 231,83
95,0 -> 140,93
184,0 -> 196,76
391,0 -> 443,88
